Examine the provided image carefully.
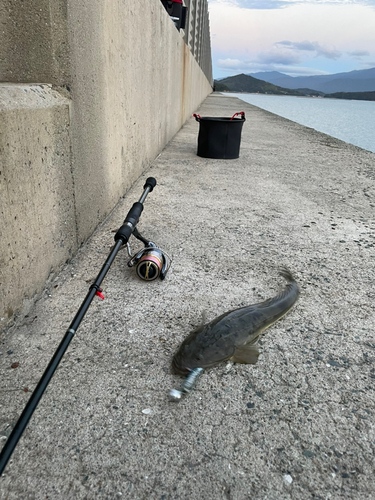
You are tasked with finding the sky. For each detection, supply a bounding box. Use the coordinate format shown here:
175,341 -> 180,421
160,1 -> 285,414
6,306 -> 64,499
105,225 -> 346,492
208,0 -> 375,79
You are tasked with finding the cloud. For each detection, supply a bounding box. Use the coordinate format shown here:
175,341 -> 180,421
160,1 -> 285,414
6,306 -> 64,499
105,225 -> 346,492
316,46 -> 342,59
217,58 -> 247,69
216,39 -> 344,73
216,58 -> 330,76
258,48 -> 302,65
276,40 -> 317,51
273,40 -> 342,59
348,49 -> 370,58
208,0 -> 293,8
213,0 -> 375,8
235,0 -> 292,8
215,38 -> 346,75
209,0 -> 375,78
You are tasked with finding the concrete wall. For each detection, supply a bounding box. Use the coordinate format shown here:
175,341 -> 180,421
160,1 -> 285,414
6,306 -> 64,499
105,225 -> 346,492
0,85 -> 77,325
0,0 -> 212,331
68,0 -> 212,242
0,0 -> 70,84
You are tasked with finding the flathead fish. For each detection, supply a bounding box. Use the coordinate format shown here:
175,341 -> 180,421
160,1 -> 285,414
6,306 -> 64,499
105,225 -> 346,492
172,268 -> 299,375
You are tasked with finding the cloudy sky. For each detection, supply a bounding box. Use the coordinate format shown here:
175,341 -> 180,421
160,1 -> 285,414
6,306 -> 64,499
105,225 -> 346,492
208,0 -> 375,78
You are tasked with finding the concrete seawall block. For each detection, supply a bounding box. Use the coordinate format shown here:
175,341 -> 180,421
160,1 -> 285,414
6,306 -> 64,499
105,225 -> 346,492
0,84 -> 77,328
67,0 -> 212,244
0,0 -> 70,84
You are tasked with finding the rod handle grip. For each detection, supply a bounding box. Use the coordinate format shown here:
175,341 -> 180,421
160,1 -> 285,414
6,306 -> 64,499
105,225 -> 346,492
114,202 -> 144,243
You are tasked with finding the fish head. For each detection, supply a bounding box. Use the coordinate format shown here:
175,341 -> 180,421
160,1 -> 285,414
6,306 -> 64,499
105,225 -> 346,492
172,342 -> 204,375
171,326 -> 233,375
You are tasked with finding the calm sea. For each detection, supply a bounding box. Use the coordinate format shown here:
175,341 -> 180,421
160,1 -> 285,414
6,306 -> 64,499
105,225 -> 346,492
229,93 -> 375,153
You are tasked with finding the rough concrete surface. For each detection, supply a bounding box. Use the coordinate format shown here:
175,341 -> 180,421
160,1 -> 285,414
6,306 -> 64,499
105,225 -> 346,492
1,94 -> 375,499
0,84 -> 76,332
0,0 -> 70,84
67,0 -> 212,244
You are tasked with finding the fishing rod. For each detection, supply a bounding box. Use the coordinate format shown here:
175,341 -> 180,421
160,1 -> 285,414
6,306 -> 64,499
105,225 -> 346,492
0,177 -> 169,476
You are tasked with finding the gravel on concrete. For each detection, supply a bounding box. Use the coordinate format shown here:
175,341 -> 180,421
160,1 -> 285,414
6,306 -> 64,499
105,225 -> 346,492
1,93 -> 375,499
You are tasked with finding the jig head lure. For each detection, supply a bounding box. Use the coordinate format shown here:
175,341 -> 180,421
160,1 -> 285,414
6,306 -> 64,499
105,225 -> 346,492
169,368 -> 204,402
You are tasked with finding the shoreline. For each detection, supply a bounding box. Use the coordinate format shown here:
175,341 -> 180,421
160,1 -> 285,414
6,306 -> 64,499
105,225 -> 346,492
219,91 -> 375,153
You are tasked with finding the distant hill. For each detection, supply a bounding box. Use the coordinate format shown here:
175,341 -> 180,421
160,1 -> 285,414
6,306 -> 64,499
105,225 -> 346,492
214,81 -> 231,91
247,67 -> 375,93
214,74 -> 306,96
214,73 -> 375,101
324,91 -> 375,101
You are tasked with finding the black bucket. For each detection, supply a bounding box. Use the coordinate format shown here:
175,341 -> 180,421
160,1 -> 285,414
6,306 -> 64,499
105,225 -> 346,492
194,112 -> 246,159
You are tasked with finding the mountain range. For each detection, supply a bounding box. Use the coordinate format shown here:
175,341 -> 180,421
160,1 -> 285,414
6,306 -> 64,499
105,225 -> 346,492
214,73 -> 307,96
246,67 -> 375,93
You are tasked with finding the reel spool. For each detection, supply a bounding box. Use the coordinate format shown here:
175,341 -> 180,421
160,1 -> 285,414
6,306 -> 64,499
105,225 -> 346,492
126,228 -> 170,281
136,248 -> 163,281
128,245 -> 169,281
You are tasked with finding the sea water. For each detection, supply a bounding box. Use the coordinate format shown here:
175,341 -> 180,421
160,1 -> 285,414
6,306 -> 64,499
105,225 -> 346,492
228,93 -> 375,153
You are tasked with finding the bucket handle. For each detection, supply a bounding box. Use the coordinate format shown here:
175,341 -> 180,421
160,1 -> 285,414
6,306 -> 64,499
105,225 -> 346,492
193,112 -> 245,121
230,111 -> 246,121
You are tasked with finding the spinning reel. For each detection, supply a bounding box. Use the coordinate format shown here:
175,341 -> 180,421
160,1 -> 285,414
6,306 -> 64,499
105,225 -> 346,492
126,227 -> 171,281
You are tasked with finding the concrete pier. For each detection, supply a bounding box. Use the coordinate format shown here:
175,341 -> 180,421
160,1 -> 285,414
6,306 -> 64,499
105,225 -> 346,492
1,94 -> 375,499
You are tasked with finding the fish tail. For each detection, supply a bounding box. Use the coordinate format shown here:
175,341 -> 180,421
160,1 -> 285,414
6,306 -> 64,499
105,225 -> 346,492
279,266 -> 296,283
278,267 -> 300,306
261,266 -> 299,311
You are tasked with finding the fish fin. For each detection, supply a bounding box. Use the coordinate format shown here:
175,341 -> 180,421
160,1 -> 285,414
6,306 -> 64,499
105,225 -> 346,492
231,344 -> 260,365
187,310 -> 209,337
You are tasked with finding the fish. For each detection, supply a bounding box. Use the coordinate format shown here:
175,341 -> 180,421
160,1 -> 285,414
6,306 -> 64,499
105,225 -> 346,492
172,268 -> 300,375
